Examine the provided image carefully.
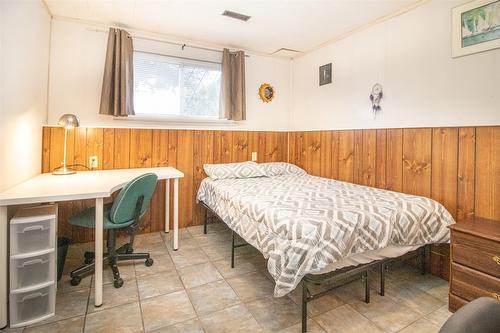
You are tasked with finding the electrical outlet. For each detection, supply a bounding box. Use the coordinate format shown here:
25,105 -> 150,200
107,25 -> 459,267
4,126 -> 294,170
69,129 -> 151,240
89,156 -> 98,169
251,152 -> 257,162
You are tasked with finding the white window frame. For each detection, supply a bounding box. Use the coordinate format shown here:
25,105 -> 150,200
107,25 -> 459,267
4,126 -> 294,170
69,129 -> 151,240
124,51 -> 234,124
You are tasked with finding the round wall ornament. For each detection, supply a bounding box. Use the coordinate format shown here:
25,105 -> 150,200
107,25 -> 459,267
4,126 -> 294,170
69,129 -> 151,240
258,83 -> 275,103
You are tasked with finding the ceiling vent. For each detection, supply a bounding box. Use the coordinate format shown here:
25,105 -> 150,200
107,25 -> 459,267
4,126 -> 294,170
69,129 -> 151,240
272,48 -> 302,58
222,10 -> 251,22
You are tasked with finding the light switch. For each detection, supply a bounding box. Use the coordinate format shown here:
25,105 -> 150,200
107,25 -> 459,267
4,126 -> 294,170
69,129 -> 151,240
251,152 -> 257,162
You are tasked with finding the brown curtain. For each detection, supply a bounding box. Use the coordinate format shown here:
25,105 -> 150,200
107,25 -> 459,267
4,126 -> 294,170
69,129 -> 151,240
221,48 -> 246,121
99,28 -> 134,117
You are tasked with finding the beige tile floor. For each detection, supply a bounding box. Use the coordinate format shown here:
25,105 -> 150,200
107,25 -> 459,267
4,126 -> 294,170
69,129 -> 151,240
3,222 -> 452,333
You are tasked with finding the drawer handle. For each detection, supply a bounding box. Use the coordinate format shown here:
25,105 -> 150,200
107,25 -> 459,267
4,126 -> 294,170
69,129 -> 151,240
492,293 -> 500,301
20,292 -> 48,302
19,258 -> 47,267
20,225 -> 46,233
493,256 -> 500,266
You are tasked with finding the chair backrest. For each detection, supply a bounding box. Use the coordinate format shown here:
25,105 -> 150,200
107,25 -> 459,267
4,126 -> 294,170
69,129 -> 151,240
109,173 -> 158,225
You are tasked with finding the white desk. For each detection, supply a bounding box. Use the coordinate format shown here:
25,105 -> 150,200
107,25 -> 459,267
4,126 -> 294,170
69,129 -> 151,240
0,167 -> 184,327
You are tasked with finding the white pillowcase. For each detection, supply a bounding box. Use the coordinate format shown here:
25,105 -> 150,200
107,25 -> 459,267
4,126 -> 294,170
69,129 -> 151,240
259,162 -> 307,177
203,161 -> 267,180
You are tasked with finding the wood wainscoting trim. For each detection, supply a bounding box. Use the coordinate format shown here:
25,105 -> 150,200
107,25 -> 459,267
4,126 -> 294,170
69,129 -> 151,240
288,126 -> 499,279
41,127 -> 288,242
42,125 -> 499,280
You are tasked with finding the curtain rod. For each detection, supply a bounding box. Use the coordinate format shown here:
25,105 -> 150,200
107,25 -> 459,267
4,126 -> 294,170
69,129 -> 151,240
138,50 -> 222,65
87,27 -> 250,57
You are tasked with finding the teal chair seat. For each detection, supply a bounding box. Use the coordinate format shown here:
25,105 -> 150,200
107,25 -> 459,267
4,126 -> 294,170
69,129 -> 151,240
69,203 -> 135,230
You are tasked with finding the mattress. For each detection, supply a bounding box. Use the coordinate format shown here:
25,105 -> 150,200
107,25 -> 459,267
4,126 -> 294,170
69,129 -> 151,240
314,244 -> 420,274
197,173 -> 454,297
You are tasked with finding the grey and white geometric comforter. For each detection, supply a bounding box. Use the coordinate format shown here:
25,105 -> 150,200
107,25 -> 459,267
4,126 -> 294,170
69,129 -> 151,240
196,174 -> 454,297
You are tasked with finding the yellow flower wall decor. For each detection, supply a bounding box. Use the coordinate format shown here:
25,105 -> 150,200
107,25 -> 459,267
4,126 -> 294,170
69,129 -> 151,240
258,83 -> 275,103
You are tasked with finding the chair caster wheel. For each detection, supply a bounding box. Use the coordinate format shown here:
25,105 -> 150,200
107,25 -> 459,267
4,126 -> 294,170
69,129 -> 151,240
84,252 -> 95,264
71,276 -> 82,286
114,278 -> 124,288
145,258 -> 154,267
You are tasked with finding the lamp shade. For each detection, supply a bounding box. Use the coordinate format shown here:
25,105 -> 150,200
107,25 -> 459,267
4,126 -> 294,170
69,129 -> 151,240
57,114 -> 80,129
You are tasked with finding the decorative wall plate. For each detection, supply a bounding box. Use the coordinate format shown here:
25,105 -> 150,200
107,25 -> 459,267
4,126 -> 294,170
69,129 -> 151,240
258,83 -> 275,103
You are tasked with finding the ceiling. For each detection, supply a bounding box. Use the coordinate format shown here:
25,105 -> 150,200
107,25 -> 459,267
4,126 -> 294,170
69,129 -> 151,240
44,0 -> 421,56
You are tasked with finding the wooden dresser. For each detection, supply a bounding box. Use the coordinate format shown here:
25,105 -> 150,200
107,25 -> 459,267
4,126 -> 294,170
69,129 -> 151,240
449,217 -> 500,312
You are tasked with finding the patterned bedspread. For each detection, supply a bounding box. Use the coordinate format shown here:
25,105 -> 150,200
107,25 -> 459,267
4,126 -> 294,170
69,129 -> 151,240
196,174 -> 454,297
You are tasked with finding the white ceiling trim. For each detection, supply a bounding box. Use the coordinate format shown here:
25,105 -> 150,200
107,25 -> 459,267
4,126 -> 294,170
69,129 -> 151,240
50,15 -> 278,58
297,0 -> 430,58
44,1 -> 427,59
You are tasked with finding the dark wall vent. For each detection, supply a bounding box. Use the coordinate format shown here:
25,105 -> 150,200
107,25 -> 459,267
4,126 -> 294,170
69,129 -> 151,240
222,10 -> 251,22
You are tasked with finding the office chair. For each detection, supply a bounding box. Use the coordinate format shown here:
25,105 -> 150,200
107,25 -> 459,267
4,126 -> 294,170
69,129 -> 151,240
439,297 -> 500,333
68,173 -> 158,288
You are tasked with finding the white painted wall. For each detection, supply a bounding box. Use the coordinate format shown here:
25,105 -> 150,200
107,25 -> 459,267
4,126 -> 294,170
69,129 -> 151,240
47,1 -> 500,133
291,0 -> 500,130
48,19 -> 291,130
0,1 -> 51,328
0,1 -> 51,191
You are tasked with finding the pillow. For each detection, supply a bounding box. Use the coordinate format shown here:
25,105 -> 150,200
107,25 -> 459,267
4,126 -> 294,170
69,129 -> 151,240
259,162 -> 307,177
203,161 -> 267,180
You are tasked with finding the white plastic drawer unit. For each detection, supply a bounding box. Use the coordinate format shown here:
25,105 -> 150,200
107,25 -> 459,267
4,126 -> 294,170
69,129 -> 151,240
10,250 -> 55,291
9,204 -> 57,328
9,284 -> 55,327
10,206 -> 56,256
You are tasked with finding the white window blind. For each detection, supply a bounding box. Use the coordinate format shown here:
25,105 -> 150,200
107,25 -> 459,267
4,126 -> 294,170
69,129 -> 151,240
133,51 -> 222,118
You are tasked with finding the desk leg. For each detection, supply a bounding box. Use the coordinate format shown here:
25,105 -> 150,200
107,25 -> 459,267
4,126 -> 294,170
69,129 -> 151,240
94,198 -> 103,307
0,206 -> 7,329
173,178 -> 179,251
165,179 -> 170,233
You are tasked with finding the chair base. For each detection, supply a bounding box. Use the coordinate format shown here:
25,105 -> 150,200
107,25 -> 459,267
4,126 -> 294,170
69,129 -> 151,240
70,230 -> 153,288
83,242 -> 133,264
70,250 -> 152,288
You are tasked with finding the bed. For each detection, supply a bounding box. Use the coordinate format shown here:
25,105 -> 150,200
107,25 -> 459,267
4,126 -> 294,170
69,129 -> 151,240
196,162 -> 454,331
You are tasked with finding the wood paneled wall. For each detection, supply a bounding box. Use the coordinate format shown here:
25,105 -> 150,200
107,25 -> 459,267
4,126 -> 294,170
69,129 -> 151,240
41,127 -> 288,242
289,126 -> 499,278
41,125 -> 499,279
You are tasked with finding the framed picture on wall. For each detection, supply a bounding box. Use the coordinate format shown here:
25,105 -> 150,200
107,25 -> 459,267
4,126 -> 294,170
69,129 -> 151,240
452,0 -> 500,57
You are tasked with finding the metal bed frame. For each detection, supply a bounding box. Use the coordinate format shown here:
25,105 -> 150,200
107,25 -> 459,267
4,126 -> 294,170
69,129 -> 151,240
200,201 -> 429,333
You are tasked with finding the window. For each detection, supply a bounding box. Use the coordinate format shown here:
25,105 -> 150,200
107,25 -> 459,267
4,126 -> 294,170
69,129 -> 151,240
133,51 -> 222,118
